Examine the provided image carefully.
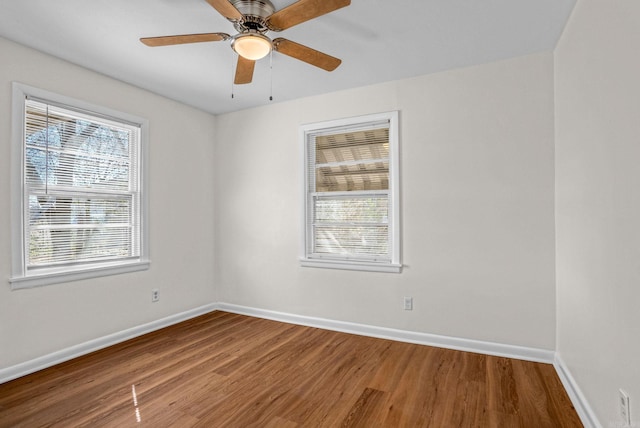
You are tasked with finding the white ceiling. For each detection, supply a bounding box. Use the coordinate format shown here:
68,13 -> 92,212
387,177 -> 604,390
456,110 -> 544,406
0,0 -> 576,115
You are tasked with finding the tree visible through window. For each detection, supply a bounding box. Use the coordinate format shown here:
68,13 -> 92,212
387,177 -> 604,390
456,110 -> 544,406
11,83 -> 148,288
25,100 -> 137,267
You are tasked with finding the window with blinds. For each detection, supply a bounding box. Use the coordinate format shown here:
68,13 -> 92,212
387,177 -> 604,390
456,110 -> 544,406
10,83 -> 149,288
301,111 -> 401,273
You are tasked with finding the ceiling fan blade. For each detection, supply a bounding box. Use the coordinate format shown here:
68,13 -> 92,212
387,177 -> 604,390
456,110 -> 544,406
235,56 -> 255,84
273,38 -> 341,71
140,33 -> 229,47
205,0 -> 243,21
267,0 -> 350,31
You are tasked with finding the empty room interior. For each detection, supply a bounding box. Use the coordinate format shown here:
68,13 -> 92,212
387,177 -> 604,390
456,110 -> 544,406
0,0 -> 639,427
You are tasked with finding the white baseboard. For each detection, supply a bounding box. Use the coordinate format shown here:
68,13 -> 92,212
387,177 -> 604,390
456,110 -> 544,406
554,354 -> 602,428
0,303 -> 218,384
216,303 -> 555,364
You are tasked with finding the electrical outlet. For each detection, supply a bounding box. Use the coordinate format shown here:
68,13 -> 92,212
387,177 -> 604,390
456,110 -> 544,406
151,288 -> 159,303
619,389 -> 631,426
403,296 -> 413,311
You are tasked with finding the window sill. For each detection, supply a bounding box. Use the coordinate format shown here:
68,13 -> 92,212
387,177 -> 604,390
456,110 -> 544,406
10,260 -> 150,290
300,258 -> 402,273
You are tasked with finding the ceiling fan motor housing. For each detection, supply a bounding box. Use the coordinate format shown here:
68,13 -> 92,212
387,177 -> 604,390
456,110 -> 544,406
231,0 -> 275,33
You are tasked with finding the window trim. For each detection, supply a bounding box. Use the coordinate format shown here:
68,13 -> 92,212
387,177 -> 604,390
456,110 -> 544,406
10,82 -> 150,289
299,111 -> 401,273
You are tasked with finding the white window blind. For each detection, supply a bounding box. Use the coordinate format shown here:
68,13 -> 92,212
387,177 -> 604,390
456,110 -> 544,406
23,98 -> 141,271
10,83 -> 149,289
301,112 -> 401,272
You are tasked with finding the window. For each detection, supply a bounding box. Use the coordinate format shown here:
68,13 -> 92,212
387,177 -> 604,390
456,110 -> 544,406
300,111 -> 401,273
10,83 -> 149,289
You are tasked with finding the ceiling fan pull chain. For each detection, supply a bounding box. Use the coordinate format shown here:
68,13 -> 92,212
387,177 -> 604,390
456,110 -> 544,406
269,49 -> 273,101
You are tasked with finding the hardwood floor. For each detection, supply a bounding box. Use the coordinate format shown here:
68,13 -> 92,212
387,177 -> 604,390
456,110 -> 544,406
0,311 -> 582,427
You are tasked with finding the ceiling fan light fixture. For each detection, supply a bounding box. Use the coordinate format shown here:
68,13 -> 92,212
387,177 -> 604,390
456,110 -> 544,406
232,33 -> 272,60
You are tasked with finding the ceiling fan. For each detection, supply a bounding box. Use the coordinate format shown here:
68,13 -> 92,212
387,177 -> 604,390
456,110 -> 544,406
140,0 -> 351,84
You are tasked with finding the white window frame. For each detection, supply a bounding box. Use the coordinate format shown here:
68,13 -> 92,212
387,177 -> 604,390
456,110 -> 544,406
10,82 -> 150,289
300,111 -> 401,273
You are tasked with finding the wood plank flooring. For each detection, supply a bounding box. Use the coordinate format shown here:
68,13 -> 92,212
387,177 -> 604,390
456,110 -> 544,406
0,311 -> 582,427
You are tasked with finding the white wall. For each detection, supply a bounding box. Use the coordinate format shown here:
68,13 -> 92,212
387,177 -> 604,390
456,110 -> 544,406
0,37 -> 217,369
215,52 -> 557,350
555,1 -> 640,426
